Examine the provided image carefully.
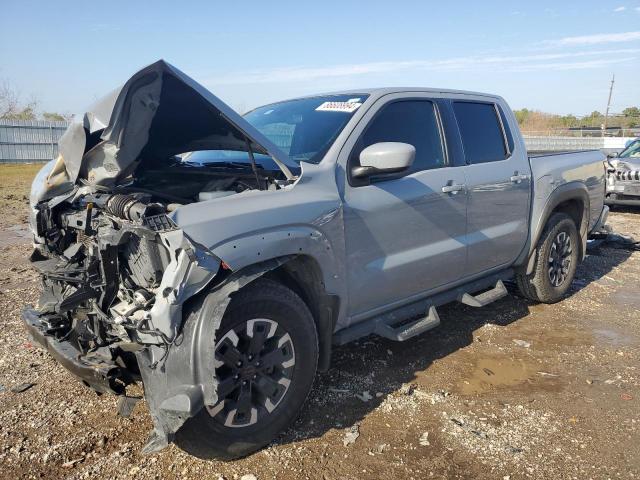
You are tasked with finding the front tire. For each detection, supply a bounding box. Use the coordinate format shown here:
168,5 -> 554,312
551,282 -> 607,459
174,278 -> 318,460
516,213 -> 580,303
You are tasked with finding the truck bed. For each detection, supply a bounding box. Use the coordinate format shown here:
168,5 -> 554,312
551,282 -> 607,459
528,149 -> 606,238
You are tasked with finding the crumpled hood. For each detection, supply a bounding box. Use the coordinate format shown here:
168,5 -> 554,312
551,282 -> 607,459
35,60 -> 296,202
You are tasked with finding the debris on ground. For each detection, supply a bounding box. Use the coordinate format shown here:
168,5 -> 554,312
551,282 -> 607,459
355,391 -> 373,402
512,339 -> 531,348
62,458 -> 83,468
117,396 -> 142,418
588,231 -> 640,252
328,387 -> 350,394
399,383 -> 417,395
10,382 -> 34,393
419,432 -> 430,446
373,443 -> 389,454
343,425 -> 360,446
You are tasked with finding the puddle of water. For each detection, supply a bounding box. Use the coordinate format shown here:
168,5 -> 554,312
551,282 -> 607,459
592,327 -> 636,346
458,357 -> 535,395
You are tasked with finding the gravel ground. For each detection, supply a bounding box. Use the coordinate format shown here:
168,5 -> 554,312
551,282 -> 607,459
1,164 -> 639,479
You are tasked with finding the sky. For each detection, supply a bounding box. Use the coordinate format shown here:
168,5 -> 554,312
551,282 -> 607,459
1,0 -> 639,117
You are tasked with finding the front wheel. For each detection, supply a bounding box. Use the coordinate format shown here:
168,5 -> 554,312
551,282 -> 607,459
174,278 -> 318,460
516,212 -> 580,303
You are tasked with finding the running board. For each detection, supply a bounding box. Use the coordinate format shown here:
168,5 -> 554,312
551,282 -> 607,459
374,306 -> 440,342
458,280 -> 507,307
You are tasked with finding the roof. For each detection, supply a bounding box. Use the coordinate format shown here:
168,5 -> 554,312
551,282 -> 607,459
257,87 -> 504,108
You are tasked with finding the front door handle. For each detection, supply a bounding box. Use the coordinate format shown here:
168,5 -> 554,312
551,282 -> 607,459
441,183 -> 465,194
510,173 -> 530,184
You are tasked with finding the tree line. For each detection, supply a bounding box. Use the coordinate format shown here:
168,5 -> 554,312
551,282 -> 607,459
514,107 -> 640,132
0,80 -> 72,122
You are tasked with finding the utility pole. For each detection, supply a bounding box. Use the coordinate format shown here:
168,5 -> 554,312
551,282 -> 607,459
603,74 -> 615,134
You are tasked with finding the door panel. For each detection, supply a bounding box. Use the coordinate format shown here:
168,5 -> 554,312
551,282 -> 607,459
344,167 -> 467,317
452,100 -> 531,274
464,160 -> 530,273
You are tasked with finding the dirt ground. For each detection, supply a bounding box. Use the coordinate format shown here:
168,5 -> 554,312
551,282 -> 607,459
0,163 -> 639,480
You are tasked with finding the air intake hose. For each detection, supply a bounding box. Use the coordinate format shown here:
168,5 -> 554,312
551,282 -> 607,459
105,194 -> 149,221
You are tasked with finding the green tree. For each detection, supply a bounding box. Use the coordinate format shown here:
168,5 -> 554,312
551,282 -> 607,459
513,108 -> 530,125
0,80 -> 38,120
559,114 -> 578,127
622,107 -> 640,117
4,105 -> 37,120
42,112 -> 67,121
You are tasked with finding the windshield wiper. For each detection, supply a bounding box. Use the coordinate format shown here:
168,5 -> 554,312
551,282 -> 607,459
180,160 -> 263,170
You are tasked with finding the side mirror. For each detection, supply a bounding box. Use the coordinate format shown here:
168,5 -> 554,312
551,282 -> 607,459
351,142 -> 416,179
607,151 -> 618,159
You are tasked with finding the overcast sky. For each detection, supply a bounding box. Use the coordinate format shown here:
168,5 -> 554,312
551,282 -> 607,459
1,0 -> 639,116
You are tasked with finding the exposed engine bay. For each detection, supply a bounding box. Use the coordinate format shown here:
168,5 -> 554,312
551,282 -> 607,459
30,162 -> 285,390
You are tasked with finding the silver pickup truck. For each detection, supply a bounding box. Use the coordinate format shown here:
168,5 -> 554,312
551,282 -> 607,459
23,61 -> 608,459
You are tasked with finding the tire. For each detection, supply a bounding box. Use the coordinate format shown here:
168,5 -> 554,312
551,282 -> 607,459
516,213 -> 580,304
174,278 -> 318,460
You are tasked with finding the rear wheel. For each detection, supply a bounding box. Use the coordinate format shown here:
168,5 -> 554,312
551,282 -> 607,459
516,213 -> 580,303
174,278 -> 318,460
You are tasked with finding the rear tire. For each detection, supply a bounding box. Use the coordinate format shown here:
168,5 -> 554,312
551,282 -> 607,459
516,213 -> 580,304
174,278 -> 318,460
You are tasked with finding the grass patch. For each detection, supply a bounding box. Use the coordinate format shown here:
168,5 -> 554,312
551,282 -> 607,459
0,163 -> 45,228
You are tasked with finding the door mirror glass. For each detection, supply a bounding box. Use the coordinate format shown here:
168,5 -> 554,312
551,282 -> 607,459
352,142 -> 415,178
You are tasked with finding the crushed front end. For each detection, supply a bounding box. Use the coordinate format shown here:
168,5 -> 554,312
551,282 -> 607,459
23,188 -> 227,450
25,188 -> 222,447
22,59 -> 298,453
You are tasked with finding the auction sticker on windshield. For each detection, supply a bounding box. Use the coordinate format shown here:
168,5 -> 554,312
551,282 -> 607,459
316,101 -> 362,113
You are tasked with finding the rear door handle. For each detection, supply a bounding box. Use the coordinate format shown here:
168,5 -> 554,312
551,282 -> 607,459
510,174 -> 530,184
441,184 -> 465,194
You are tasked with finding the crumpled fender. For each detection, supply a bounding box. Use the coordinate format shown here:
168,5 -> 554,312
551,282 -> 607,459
136,257 -> 291,454
141,229 -> 220,343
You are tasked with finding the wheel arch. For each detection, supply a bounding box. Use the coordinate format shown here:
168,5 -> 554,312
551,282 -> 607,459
523,182 -> 590,274
263,255 -> 339,372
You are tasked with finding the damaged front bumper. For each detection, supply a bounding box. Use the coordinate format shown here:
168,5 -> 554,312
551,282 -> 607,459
22,308 -> 132,394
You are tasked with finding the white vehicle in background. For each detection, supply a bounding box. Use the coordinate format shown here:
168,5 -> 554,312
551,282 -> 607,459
606,138 -> 640,207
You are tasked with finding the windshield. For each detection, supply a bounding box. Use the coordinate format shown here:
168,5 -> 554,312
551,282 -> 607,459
180,94 -> 368,167
243,94 -> 367,164
619,139 -> 640,158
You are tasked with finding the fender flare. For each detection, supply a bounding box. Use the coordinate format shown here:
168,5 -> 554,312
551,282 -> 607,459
210,225 -> 344,295
522,181 -> 590,274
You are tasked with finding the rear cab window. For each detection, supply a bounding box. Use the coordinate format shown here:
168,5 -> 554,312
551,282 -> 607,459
453,101 -> 510,164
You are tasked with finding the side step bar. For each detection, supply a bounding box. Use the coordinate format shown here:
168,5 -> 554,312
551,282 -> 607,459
458,280 -> 507,307
374,306 -> 440,342
333,269 -> 514,345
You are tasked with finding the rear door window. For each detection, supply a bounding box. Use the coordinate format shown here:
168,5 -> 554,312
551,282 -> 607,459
352,100 -> 446,174
453,102 -> 508,164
